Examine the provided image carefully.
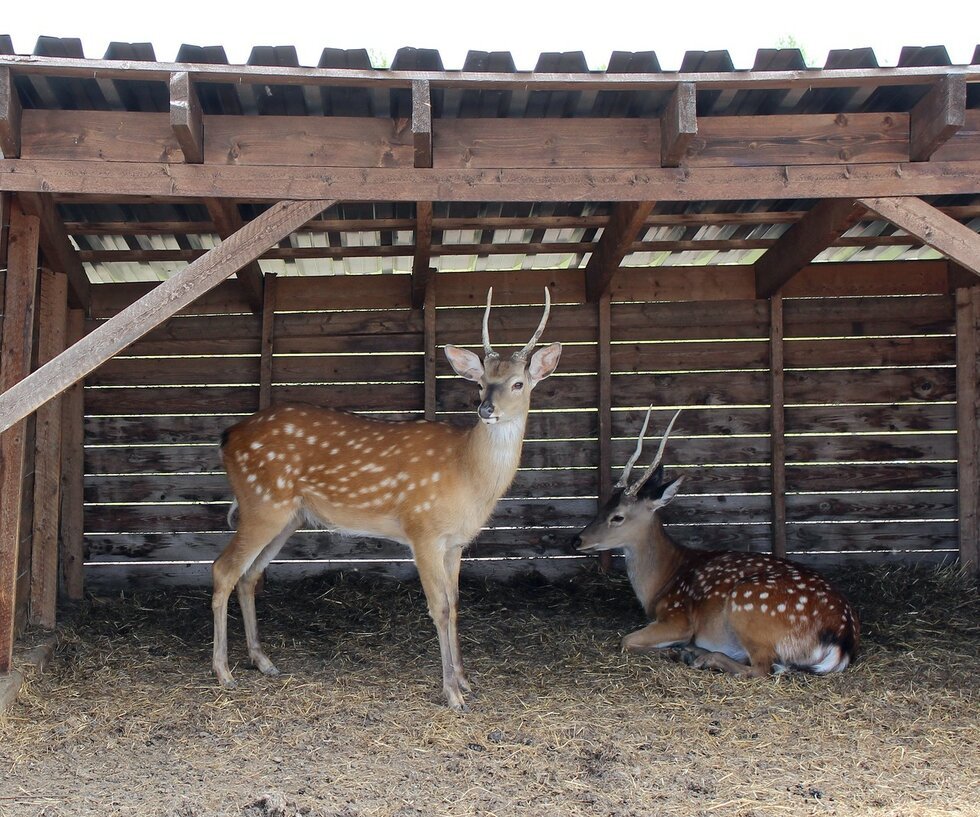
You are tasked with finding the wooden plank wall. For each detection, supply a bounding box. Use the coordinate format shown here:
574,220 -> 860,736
80,274 -> 961,589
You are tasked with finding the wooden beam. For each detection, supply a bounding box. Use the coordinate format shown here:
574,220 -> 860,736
16,192 -> 90,310
258,273 -> 277,410
412,201 -> 433,309
858,197 -> 980,276
910,74 -> 966,161
30,270 -> 68,629
769,295 -> 786,558
660,83 -> 697,167
956,286 -> 979,573
4,158 -> 980,202
755,198 -> 864,297
0,198 -> 334,436
423,282 -> 437,422
412,80 -> 432,169
597,292 -> 612,572
585,202 -> 656,302
0,66 -> 22,159
0,206 -> 40,673
59,308 -> 85,600
204,198 -> 265,313
170,72 -> 204,164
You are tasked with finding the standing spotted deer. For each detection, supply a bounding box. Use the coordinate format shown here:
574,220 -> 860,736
575,410 -> 859,676
212,289 -> 561,710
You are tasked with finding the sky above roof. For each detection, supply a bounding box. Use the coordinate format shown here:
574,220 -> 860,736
3,0 -> 977,70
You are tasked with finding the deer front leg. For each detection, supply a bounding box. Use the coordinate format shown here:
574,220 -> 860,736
621,616 -> 694,654
414,544 -> 468,712
443,544 -> 471,694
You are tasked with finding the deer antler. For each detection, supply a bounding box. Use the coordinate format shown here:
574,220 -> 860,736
482,287 -> 498,359
614,406 -> 653,489
625,409 -> 682,498
513,288 -> 552,361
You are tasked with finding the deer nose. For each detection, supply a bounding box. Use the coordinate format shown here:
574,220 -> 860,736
478,400 -> 495,420
570,534 -> 584,552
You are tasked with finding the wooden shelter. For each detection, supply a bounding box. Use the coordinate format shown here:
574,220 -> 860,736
0,38 -> 978,674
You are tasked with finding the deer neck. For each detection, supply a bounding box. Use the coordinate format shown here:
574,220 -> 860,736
462,412 -> 528,502
625,516 -> 691,618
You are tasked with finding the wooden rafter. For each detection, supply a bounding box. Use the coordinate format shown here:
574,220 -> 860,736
0,198 -> 333,436
660,83 -> 697,167
858,197 -> 980,276
412,201 -> 434,309
910,74 -> 966,161
16,192 -> 90,310
204,198 -> 266,313
585,202 -> 656,302
755,198 -> 865,298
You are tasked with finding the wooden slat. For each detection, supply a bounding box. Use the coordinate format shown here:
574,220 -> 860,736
783,293 -> 954,337
412,201 -> 433,309
910,75 -> 967,161
585,202 -> 656,301
770,296 -> 786,557
0,66 -> 21,158
29,271 -> 68,628
0,198 -> 334,435
784,336 -> 955,368
785,462 -> 957,492
785,368 -> 955,404
59,309 -> 85,600
858,197 -> 980,277
785,403 -> 955,434
755,198 -> 864,297
785,433 -> 955,462
170,72 -> 203,164
956,287 -> 979,572
786,492 -> 956,522
787,521 -> 957,553
258,273 -> 277,410
0,206 -> 39,673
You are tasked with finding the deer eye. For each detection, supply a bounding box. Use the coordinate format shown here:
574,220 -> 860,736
609,514 -> 625,526
512,381 -> 525,392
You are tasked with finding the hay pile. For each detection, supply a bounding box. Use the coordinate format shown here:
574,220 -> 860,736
1,564 -> 978,817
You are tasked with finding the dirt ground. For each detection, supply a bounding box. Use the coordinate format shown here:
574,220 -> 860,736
1,564 -> 978,817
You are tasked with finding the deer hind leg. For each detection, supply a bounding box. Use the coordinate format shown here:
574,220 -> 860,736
442,544 -> 470,694
236,517 -> 301,677
414,543 -> 468,712
212,508 -> 297,688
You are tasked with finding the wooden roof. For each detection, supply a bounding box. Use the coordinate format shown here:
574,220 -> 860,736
0,37 -> 979,305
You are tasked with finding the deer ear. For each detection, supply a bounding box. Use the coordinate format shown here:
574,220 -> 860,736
650,476 -> 685,510
445,344 -> 485,382
528,342 -> 562,388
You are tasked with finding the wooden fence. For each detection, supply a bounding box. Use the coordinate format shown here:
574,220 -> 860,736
78,269 -> 962,589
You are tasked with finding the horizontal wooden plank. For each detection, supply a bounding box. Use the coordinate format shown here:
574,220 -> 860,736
436,303 -> 598,345
612,266 -> 757,302
434,269 -> 586,308
784,336 -> 955,368
207,116 -> 415,167
786,521 -> 956,552
276,309 -> 423,338
612,300 -> 769,341
272,354 -> 423,385
784,432 -> 956,463
610,436 -> 771,466
21,110 -> 182,163
784,368 -> 956,404
782,260 -> 950,298
438,374 -> 599,411
611,406 -> 770,437
609,370 -> 771,407
929,108 -> 980,163
434,119 -> 660,169
611,339 -> 769,373
83,385 -> 260,415
85,473 -> 232,503
88,281 -> 254,319
85,414 -> 247,446
787,491 -> 956,522
784,462 -> 957,491
784,403 -> 956,434
783,294 -> 954,337
85,444 -> 224,475
685,113 -> 909,167
88,356 -> 259,387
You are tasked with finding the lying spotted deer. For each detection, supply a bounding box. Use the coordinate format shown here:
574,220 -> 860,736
574,410 -> 859,676
212,289 -> 561,710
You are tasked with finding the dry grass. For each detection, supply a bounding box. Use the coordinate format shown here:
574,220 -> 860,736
1,563 -> 978,817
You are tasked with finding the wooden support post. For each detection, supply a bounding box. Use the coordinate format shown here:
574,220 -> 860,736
910,75 -> 966,162
170,72 -> 204,164
0,198 -> 334,436
597,292 -> 613,572
59,309 -> 85,600
660,83 -> 697,167
755,199 -> 864,298
423,281 -> 437,422
17,193 -> 91,311
412,201 -> 434,309
30,271 -> 68,628
858,197 -> 980,277
0,66 -> 22,159
412,80 -> 432,169
769,295 -> 787,558
0,205 -> 40,672
258,273 -> 277,410
956,287 -> 979,573
584,202 -> 656,302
